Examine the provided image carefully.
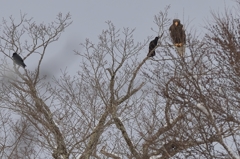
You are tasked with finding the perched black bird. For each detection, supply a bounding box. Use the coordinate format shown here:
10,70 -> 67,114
12,53 -> 26,68
147,37 -> 159,57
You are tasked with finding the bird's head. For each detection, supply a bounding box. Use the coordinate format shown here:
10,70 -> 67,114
173,19 -> 180,26
12,53 -> 17,57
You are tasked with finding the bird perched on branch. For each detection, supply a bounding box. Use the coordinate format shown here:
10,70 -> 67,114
169,19 -> 186,57
147,36 -> 159,57
12,53 -> 26,68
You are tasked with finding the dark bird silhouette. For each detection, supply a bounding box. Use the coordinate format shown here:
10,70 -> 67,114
169,19 -> 186,57
147,37 -> 159,57
12,53 -> 26,68
169,19 -> 186,47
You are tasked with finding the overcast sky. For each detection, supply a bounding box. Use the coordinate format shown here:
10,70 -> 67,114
0,0 -> 236,76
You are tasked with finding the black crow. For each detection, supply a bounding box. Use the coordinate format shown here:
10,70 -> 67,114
12,53 -> 26,68
147,37 -> 159,57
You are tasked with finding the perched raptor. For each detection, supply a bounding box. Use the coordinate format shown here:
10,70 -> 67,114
12,53 -> 26,68
169,19 -> 186,57
169,19 -> 186,47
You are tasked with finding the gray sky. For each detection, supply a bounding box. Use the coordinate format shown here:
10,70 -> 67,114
0,0 -> 236,75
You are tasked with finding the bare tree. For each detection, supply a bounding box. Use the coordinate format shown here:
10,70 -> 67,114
73,20 -> 151,158
0,13 -> 72,159
1,4 -> 240,159
204,7 -> 240,158
0,11 -> 152,158
143,4 -> 240,159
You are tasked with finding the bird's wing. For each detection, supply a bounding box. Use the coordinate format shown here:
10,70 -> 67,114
149,41 -> 156,50
14,54 -> 24,61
